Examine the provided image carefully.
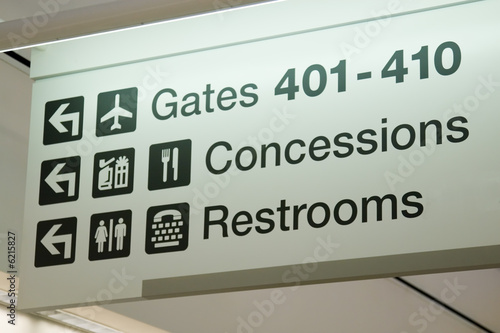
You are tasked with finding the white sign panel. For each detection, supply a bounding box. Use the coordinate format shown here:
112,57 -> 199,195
20,0 -> 500,310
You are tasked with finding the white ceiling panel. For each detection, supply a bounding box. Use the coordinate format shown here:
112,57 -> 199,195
404,269 -> 500,332
0,0 -> 272,52
102,276 -> 491,333
0,0 -> 119,22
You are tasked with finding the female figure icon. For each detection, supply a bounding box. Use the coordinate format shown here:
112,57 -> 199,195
95,220 -> 108,253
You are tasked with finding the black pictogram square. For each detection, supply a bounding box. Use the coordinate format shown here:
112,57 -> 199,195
35,217 -> 77,268
39,156 -> 80,205
93,148 -> 134,198
96,88 -> 137,137
89,210 -> 132,261
148,140 -> 191,191
43,96 -> 84,145
145,203 -> 189,254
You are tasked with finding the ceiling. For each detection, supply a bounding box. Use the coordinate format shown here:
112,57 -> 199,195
0,0 -> 119,22
0,0 -> 269,52
101,269 -> 500,333
0,1 -> 499,332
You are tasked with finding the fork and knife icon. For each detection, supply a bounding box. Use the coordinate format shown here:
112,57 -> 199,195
161,148 -> 179,182
149,140 -> 191,191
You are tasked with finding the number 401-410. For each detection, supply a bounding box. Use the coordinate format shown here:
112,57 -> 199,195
274,41 -> 462,100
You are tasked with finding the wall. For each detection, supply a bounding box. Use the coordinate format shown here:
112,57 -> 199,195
0,58 -> 31,273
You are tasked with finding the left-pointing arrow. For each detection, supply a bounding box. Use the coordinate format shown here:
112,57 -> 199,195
41,224 -> 72,258
45,163 -> 76,196
49,102 -> 80,136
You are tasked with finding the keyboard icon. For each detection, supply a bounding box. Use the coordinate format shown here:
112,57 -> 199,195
146,203 -> 189,254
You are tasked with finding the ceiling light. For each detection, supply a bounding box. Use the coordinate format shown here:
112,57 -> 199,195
0,289 -> 15,304
37,310 -> 123,333
0,290 -> 121,333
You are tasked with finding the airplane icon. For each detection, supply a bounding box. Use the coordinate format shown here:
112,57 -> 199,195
96,87 -> 137,137
100,94 -> 133,131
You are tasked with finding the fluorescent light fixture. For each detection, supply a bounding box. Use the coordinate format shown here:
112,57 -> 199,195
37,310 -> 123,333
0,289 -> 15,305
0,289 -> 120,333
